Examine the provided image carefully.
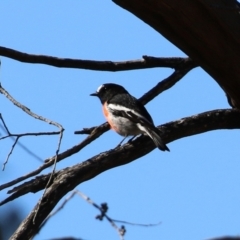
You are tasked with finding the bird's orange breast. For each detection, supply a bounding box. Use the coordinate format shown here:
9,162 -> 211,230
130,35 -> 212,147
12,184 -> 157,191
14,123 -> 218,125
103,102 -> 109,118
103,102 -> 118,132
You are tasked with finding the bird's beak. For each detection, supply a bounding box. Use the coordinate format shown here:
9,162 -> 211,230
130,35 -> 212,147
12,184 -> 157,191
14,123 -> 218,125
90,92 -> 98,97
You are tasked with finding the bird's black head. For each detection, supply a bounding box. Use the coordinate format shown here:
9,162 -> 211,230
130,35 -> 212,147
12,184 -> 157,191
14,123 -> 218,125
90,83 -> 128,104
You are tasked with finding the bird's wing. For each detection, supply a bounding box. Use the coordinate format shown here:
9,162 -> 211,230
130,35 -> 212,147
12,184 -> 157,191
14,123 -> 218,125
108,93 -> 154,123
108,106 -> 169,151
108,103 -> 155,130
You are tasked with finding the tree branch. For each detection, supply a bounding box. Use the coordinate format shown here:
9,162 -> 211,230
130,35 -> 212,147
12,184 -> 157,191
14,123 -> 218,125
0,122 -> 109,192
113,0 -> 240,108
139,57 -> 196,104
0,46 -> 194,71
5,108 -> 240,239
1,58 -> 195,190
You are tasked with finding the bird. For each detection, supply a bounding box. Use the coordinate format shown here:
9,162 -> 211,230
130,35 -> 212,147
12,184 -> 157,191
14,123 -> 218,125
90,83 -> 169,151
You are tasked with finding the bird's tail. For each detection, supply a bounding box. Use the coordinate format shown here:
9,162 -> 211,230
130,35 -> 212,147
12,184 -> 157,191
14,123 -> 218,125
125,111 -> 169,152
145,127 -> 170,152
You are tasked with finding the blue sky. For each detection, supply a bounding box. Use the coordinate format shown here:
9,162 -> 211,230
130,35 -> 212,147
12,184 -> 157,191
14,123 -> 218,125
0,1 -> 240,240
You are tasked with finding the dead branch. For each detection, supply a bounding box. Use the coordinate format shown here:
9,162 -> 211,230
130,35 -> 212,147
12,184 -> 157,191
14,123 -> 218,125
39,189 -> 158,240
0,46 -> 194,71
3,136 -> 19,170
139,58 -> 196,105
0,113 -> 59,169
0,84 -> 63,130
0,122 -> 109,192
5,108 -> 240,240
77,191 -> 125,240
4,109 -> 240,205
0,113 -> 10,134
0,83 -> 65,222
0,131 -> 60,141
0,122 -> 43,162
0,85 -> 64,172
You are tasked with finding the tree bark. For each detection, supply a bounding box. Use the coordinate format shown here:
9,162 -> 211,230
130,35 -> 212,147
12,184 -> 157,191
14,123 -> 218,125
113,0 -> 240,108
8,109 -> 240,239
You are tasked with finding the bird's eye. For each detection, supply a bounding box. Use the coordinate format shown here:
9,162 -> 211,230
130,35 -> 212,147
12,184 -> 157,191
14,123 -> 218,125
101,86 -> 107,92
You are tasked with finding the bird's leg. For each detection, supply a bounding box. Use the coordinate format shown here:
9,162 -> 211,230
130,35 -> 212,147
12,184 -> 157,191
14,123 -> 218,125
116,136 -> 128,148
127,135 -> 137,143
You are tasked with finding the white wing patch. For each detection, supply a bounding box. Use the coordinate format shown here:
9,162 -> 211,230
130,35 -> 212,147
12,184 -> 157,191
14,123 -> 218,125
108,104 -> 152,125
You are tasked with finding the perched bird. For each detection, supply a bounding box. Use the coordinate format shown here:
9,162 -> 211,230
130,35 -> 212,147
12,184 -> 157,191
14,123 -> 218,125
90,83 -> 169,151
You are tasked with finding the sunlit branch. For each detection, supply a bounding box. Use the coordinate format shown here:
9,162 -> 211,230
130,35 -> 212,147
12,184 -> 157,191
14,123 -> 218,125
0,46 -> 195,71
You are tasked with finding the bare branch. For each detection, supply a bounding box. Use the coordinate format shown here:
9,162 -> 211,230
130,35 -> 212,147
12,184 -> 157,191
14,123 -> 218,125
139,58 -> 196,104
0,83 -> 65,223
39,190 -> 77,232
0,122 -> 43,163
0,84 -> 63,130
112,219 -> 161,227
3,109 -> 240,202
38,189 -> 158,240
0,85 -> 64,170
74,126 -> 97,135
3,136 -> 19,170
3,109 -> 240,239
33,128 -> 64,223
0,46 -> 195,71
0,122 -> 109,191
77,191 -> 125,240
0,114 -> 59,168
0,131 -> 60,141
0,113 -> 11,134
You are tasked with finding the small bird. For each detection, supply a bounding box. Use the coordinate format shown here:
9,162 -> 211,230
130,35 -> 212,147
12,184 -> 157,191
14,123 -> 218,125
90,83 -> 169,151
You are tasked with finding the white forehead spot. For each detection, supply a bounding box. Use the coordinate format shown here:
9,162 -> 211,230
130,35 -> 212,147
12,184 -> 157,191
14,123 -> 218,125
97,84 -> 104,93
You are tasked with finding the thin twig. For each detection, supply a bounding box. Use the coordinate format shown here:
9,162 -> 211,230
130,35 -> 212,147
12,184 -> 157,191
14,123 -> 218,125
0,86 -> 63,169
0,83 -> 64,224
0,113 -> 11,134
0,123 -> 43,163
39,189 -> 77,232
76,190 -> 125,240
33,128 -> 64,224
76,190 -> 161,239
74,127 -> 96,135
112,219 -> 161,227
3,136 -> 19,170
0,84 -> 63,129
38,189 -> 159,239
0,123 -> 108,191
0,131 -> 60,140
0,124 -> 108,191
0,115 -> 59,166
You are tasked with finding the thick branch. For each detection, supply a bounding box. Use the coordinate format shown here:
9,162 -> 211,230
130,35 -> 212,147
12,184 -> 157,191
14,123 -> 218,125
0,46 -> 191,71
7,109 -> 240,239
113,0 -> 240,108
